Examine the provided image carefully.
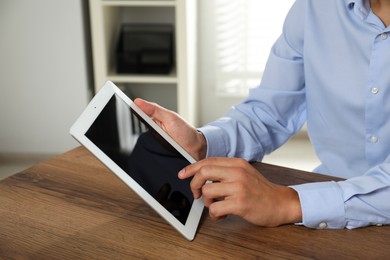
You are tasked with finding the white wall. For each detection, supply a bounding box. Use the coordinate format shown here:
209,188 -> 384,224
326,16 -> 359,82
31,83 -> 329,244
0,0 -> 91,154
0,0 -> 293,154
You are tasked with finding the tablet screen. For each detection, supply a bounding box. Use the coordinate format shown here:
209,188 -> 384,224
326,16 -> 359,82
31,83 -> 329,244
85,94 -> 193,224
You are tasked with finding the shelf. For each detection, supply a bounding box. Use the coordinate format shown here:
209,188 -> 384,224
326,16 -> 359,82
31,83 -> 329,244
89,0 -> 197,125
101,0 -> 176,7
107,68 -> 178,84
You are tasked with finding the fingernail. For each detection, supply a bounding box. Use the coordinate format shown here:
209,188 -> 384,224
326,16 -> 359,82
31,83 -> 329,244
178,169 -> 185,178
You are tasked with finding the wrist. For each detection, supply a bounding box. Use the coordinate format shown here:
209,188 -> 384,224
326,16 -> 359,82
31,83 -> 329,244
195,131 -> 207,160
285,187 -> 302,224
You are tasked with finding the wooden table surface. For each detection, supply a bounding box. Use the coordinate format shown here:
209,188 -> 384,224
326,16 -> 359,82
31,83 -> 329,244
1,147 -> 389,259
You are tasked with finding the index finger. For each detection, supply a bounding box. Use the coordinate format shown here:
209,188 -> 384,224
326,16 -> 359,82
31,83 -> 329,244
185,158 -> 250,199
178,157 -> 248,179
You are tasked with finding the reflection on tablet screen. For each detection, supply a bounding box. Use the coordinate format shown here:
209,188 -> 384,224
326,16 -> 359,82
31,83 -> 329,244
85,94 -> 193,224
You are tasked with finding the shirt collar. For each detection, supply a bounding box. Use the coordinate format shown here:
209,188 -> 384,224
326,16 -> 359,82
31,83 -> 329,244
345,0 -> 371,20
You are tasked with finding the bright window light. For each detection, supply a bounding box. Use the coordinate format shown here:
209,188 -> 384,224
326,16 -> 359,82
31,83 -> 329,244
214,0 -> 295,96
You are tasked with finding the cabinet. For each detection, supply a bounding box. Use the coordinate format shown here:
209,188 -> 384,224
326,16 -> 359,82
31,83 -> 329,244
89,0 -> 197,125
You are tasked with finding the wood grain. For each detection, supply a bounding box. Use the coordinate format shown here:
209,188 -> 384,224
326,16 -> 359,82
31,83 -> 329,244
0,147 -> 389,259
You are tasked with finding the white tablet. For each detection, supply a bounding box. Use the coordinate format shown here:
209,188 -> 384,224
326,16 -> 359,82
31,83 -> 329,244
70,81 -> 204,240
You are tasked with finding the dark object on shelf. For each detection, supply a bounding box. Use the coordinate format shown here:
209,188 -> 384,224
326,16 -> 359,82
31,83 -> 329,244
116,23 -> 174,74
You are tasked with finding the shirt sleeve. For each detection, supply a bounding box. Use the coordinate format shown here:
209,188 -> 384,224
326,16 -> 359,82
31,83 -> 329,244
291,162 -> 390,229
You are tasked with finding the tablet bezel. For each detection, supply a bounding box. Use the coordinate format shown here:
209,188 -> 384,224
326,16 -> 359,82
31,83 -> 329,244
70,80 -> 204,241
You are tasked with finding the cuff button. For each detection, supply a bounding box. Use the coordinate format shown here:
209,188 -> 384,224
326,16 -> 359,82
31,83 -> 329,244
318,222 -> 328,229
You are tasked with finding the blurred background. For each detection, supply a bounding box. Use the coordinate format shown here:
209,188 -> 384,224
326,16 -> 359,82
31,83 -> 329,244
0,0 -> 319,179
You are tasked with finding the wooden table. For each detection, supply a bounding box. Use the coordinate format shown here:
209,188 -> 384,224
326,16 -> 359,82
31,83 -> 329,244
0,147 -> 389,259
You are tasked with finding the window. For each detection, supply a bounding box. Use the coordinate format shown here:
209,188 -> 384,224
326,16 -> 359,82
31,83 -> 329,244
214,0 -> 295,96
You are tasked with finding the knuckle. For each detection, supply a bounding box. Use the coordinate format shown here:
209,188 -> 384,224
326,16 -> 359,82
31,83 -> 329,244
235,158 -> 248,167
231,169 -> 249,185
208,204 -> 219,219
198,166 -> 209,179
235,196 -> 247,209
231,199 -> 246,216
201,184 -> 210,196
234,182 -> 247,194
203,198 -> 212,207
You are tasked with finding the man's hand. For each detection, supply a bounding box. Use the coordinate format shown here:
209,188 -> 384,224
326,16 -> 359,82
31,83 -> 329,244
178,157 -> 303,227
135,99 -> 302,226
134,98 -> 207,161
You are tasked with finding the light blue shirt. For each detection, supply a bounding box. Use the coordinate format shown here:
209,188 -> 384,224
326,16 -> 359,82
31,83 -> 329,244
198,0 -> 390,229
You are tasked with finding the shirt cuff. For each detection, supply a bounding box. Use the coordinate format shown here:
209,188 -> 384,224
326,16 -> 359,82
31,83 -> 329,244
290,181 -> 346,229
197,125 -> 228,157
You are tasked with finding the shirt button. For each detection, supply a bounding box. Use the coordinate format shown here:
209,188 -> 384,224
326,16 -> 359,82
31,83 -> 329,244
380,32 -> 388,40
370,136 -> 378,143
371,87 -> 379,94
318,222 -> 328,229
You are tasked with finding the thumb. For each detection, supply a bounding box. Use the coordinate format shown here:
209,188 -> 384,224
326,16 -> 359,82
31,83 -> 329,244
134,98 -> 177,125
134,98 -> 164,118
